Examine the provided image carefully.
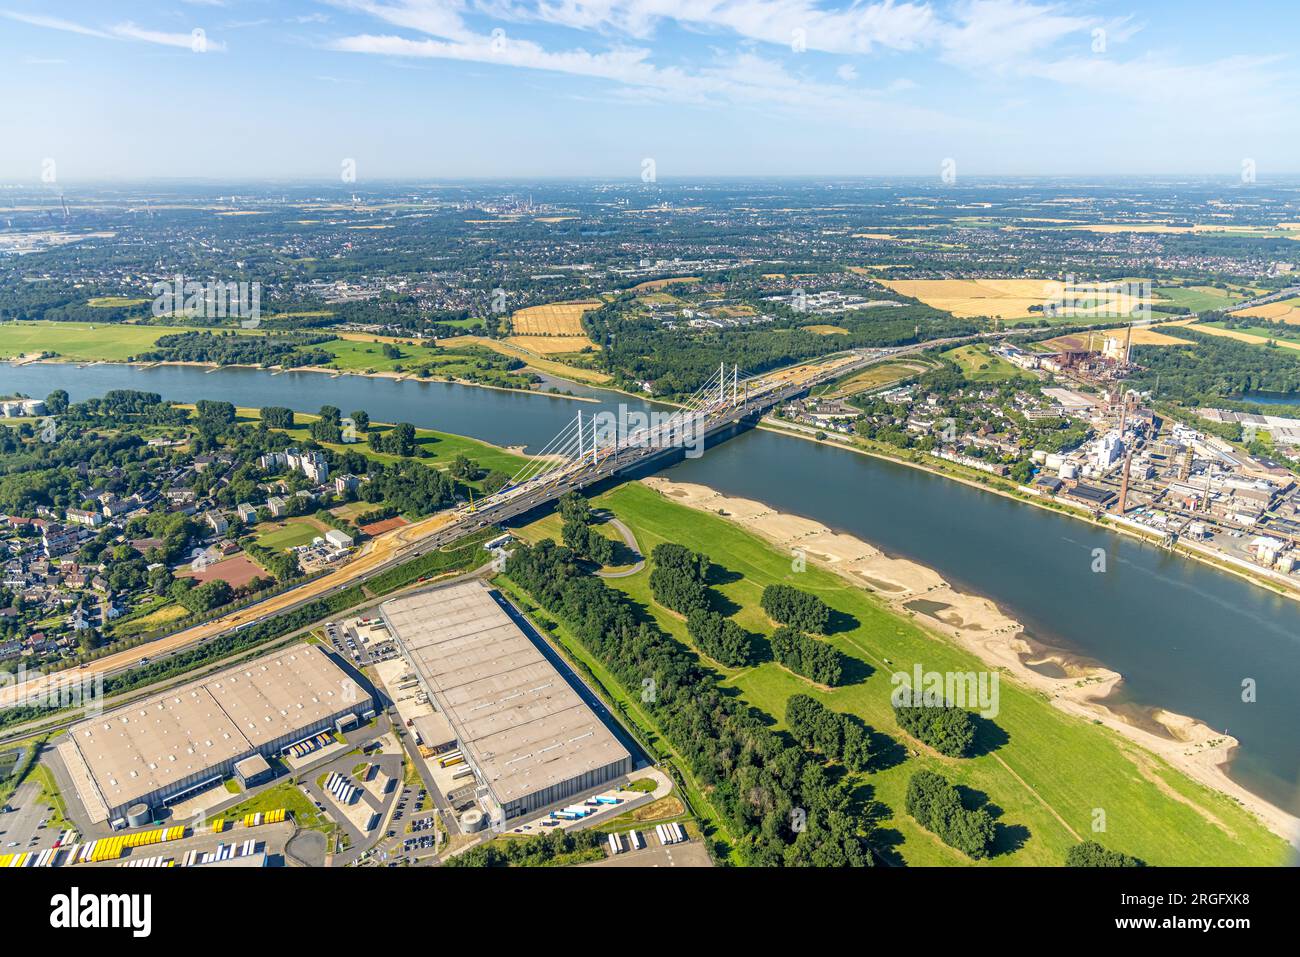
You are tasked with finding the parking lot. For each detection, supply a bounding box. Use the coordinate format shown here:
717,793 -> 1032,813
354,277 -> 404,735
0,781 -> 57,854
324,616 -> 401,668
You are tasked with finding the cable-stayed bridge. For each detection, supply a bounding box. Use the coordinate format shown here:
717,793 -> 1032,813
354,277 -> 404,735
453,350 -> 874,532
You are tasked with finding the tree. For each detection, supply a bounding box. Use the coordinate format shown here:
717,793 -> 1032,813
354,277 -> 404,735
1066,841 -> 1144,867
905,770 -> 996,859
450,454 -> 481,481
558,491 -> 591,525
761,584 -> 831,634
894,703 -> 978,757
770,626 -> 843,686
260,406 -> 295,429
45,390 -> 69,414
194,400 -> 235,425
349,409 -> 370,432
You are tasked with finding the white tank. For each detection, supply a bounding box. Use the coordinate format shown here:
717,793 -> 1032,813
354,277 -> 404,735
1058,462 -> 1079,480
459,809 -> 485,833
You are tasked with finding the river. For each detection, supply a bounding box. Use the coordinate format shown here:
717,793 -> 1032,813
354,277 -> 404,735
4,361 -> 1299,814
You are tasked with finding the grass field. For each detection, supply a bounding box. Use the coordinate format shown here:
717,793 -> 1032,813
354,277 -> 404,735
255,518 -> 326,551
1153,284 -> 1260,313
942,344 -> 1021,381
0,320 -> 242,361
537,481 -> 1290,866
218,781 -> 334,835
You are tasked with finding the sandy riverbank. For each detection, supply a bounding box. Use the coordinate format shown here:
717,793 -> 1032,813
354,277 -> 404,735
642,475 -> 1300,847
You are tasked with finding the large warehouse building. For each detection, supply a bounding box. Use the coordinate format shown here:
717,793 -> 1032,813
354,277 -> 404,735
381,581 -> 632,821
61,643 -> 372,824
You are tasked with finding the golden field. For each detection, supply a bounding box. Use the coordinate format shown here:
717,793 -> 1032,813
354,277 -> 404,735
505,335 -> 599,355
1234,300 -> 1300,325
510,300 -> 599,337
878,278 -> 1153,320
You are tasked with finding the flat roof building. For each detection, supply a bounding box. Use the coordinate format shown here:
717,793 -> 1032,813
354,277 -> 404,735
61,643 -> 371,823
381,581 -> 632,820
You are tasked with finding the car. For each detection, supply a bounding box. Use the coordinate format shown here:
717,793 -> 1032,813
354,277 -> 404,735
5,841 -> 17,847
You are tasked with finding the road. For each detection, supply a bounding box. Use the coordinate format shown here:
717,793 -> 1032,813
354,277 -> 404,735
0,341 -> 979,710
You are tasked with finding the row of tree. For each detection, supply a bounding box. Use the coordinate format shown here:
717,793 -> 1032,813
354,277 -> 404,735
770,625 -> 843,686
503,538 -> 872,866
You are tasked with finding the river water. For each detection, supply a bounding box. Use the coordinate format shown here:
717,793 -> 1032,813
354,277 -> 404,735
4,362 -> 1299,814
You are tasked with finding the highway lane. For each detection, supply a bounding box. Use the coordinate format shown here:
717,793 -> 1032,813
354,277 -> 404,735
0,344 -> 946,710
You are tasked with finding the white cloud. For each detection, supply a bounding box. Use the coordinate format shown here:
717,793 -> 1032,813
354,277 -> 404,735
836,62 -> 858,81
3,9 -> 228,51
1,11 -> 116,39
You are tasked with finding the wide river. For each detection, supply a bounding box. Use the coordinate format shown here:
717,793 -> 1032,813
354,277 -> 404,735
4,362 -> 1299,814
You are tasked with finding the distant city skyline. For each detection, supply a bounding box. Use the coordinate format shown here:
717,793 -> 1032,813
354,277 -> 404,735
2,0 -> 1297,181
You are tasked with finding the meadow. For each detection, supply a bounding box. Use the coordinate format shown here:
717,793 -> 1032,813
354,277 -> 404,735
511,481 -> 1290,866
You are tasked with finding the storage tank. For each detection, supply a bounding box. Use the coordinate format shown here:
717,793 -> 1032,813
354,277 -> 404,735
126,803 -> 152,828
1058,462 -> 1079,480
459,809 -> 486,833
1030,450 -> 1047,465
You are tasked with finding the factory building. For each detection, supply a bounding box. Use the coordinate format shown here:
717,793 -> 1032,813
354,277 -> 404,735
60,643 -> 371,824
381,581 -> 632,822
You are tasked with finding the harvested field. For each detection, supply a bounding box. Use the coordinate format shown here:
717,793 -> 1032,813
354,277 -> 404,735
1234,300 -> 1300,325
879,277 -> 1153,320
801,324 -> 849,335
506,335 -> 598,355
510,301 -> 599,337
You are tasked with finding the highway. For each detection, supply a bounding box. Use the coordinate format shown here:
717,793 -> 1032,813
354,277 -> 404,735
0,342 -> 950,710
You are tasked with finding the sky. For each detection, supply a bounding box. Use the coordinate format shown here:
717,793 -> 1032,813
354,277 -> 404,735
0,0 -> 1297,181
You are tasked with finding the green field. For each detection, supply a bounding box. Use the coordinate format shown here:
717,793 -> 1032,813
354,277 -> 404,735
317,339 -> 526,385
528,481 -> 1289,866
254,518 -> 324,551
942,343 -> 1021,381
0,320 -> 260,362
218,781 -> 334,834
1153,284 -> 1260,313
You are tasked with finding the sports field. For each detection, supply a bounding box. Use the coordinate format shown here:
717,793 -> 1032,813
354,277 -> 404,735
255,518 -> 326,552
525,482 -> 1289,866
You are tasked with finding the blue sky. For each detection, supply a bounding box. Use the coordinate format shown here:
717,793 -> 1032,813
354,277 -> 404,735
1,0 -> 1296,180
